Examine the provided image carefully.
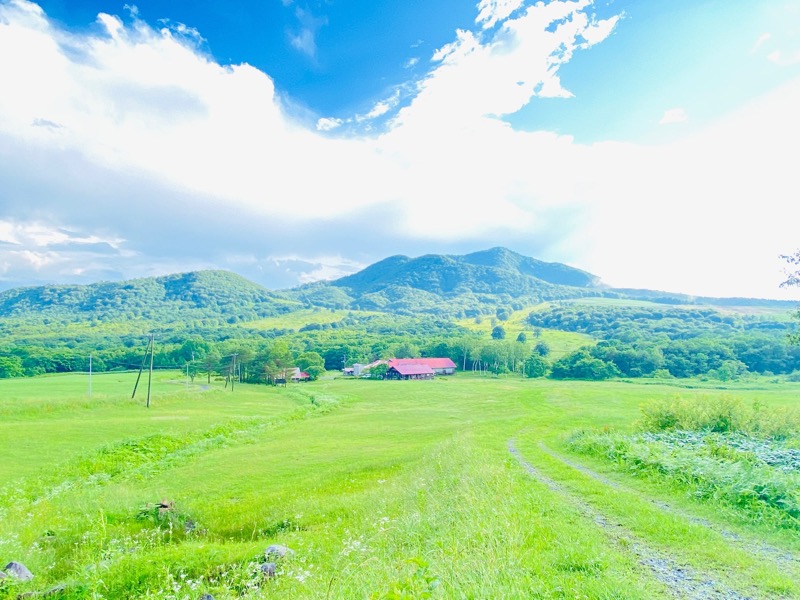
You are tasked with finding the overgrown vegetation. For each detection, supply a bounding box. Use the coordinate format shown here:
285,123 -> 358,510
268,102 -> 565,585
568,397 -> 800,529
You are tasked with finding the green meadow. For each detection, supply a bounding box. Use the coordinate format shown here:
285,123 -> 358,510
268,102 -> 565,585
2,372 -> 800,599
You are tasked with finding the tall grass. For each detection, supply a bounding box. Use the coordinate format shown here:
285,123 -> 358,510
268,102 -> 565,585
569,397 -> 800,528
638,395 -> 800,439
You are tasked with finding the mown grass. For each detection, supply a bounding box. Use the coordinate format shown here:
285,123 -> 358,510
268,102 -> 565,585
2,375 -> 800,598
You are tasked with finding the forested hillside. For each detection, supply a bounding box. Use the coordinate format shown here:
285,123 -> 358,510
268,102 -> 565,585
1,248 -> 798,382
293,247 -> 605,315
0,270 -> 296,322
529,302 -> 800,379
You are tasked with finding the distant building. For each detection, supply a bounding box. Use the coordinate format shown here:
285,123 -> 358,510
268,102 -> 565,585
385,364 -> 435,380
342,358 -> 456,379
352,360 -> 387,377
388,358 -> 457,375
291,367 -> 310,382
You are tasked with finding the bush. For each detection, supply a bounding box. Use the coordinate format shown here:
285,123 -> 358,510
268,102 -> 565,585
550,349 -> 619,380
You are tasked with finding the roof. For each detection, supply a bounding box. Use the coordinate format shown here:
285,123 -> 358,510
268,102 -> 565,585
389,358 -> 456,369
291,367 -> 309,379
390,364 -> 434,376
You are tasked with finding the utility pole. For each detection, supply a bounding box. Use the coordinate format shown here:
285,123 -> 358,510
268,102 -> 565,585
132,334 -> 155,407
88,353 -> 92,398
147,334 -> 154,408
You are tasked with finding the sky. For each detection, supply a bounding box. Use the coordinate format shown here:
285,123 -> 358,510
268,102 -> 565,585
1,0 -> 799,299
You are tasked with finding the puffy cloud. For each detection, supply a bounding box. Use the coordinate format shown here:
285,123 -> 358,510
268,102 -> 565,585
0,0 -> 797,300
316,117 -> 343,131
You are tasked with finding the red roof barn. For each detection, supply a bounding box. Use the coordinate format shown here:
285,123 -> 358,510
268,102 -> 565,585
386,364 -> 435,380
388,358 -> 457,375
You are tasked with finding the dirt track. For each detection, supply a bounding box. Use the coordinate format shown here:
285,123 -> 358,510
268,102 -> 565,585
508,439 -> 753,600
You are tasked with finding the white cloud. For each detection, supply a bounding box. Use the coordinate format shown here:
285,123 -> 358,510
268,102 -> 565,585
659,107 -> 688,124
0,0 -> 798,299
750,7 -> 800,67
316,117 -> 343,131
260,254 -> 367,285
475,0 -> 525,29
767,48 -> 800,66
358,89 -> 402,122
579,13 -> 621,47
289,27 -> 315,56
0,220 -> 123,249
159,20 -> 206,44
751,32 -> 771,53
288,7 -> 327,59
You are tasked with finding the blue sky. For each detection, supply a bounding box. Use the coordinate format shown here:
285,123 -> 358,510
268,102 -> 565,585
1,0 -> 799,298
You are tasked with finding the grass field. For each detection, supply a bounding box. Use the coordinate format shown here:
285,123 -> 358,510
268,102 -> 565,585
454,312 -> 593,359
2,372 -> 800,598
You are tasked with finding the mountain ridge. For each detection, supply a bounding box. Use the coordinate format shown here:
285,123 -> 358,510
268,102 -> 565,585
0,248 -> 795,322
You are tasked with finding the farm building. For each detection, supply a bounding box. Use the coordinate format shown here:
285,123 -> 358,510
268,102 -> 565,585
290,368 -> 310,382
342,358 -> 456,378
388,358 -> 457,375
385,364 -> 435,380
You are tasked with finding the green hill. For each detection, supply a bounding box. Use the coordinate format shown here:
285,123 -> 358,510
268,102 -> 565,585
288,247 -> 605,316
0,247 -> 795,327
332,247 -> 598,295
0,270 -> 297,323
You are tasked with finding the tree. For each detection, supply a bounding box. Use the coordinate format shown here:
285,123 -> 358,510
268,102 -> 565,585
781,251 -> 800,344
392,341 -> 420,358
202,350 -> 221,384
523,354 -> 549,378
550,349 -> 620,380
534,341 -> 550,357
516,332 -> 527,343
491,325 -> 506,340
455,335 -> 479,371
367,363 -> 388,379
0,356 -> 24,378
296,351 -> 325,380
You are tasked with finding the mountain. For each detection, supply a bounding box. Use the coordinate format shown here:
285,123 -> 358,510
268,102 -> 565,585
333,247 -> 599,294
0,270 -> 296,323
284,247 -> 605,316
0,248 -> 794,326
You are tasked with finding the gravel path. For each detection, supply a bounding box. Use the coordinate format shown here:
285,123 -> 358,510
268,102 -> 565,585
537,442 -> 800,571
508,439 -> 754,600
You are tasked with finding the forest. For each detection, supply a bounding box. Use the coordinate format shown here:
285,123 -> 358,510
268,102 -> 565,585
1,249 -> 798,383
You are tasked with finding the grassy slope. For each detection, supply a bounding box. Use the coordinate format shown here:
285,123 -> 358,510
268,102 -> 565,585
1,374 -> 799,598
456,308 -> 593,358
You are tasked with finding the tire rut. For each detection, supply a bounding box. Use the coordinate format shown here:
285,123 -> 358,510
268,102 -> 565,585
508,439 -> 754,600
537,441 -> 800,571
